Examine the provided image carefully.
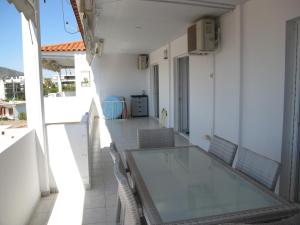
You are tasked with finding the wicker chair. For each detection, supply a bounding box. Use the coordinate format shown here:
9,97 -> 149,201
222,213 -> 300,225
110,142 -> 138,224
109,142 -> 119,163
137,128 -> 175,148
208,135 -> 238,166
235,147 -> 280,191
109,142 -> 127,174
114,157 -> 141,225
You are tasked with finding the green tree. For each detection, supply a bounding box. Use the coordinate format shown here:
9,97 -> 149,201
18,112 -> 27,120
43,78 -> 58,96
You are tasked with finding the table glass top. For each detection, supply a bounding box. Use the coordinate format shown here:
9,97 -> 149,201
130,146 -> 281,223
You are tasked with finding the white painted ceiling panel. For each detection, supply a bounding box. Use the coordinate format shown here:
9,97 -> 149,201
92,0 -> 246,53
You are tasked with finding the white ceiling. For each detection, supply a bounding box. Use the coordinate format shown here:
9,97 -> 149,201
92,0 -> 246,54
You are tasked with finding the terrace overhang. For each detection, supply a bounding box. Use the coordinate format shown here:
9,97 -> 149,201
41,55 -> 74,72
41,41 -> 85,72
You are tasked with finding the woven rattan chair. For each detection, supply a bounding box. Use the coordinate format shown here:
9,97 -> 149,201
208,135 -> 238,166
109,142 -> 119,163
235,147 -> 280,191
110,142 -> 138,224
137,128 -> 175,148
114,157 -> 141,225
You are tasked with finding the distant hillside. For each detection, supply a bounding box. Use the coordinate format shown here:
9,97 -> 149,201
0,67 -> 23,80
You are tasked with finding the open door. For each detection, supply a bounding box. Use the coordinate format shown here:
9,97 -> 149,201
152,65 -> 159,118
177,56 -> 189,136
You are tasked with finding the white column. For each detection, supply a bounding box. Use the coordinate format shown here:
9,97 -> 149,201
58,71 -> 62,93
21,4 -> 50,195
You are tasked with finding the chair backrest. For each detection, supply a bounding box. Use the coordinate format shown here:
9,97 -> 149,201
109,142 -> 119,163
235,147 -> 280,191
114,157 -> 141,225
208,135 -> 238,166
137,128 -> 175,148
110,142 -> 127,176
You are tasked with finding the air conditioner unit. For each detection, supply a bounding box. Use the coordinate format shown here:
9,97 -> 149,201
137,55 -> 148,70
94,39 -> 104,57
80,0 -> 94,14
188,18 -> 218,54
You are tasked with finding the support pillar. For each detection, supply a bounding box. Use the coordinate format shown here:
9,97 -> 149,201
21,6 -> 50,195
58,71 -> 62,93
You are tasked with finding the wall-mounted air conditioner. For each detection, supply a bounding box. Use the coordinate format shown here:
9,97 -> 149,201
188,18 -> 219,54
94,39 -> 104,57
137,55 -> 149,70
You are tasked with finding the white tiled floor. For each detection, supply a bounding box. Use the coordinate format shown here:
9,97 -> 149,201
28,117 -> 189,225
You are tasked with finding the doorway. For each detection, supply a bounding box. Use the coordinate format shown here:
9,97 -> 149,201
176,56 -> 190,136
281,18 -> 300,202
295,20 -> 300,202
152,65 -> 159,118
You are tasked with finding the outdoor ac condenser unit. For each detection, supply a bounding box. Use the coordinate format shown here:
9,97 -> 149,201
137,55 -> 148,70
188,18 -> 218,54
94,39 -> 104,57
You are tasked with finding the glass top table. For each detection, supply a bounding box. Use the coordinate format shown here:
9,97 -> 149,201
125,146 -> 298,225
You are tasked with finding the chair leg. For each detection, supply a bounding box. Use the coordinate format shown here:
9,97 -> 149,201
116,195 -> 121,224
141,216 -> 148,225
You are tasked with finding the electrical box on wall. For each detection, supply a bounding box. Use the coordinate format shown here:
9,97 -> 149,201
137,55 -> 149,70
188,18 -> 219,54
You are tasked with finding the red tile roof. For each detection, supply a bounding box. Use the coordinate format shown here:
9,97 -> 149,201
41,41 -> 86,52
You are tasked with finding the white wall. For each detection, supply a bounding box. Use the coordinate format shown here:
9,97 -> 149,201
214,7 -> 240,144
240,0 -> 300,161
75,53 -> 94,101
44,97 -> 91,124
92,54 -> 148,115
0,130 -> 40,225
47,119 -> 90,190
149,37 -> 214,148
189,55 -> 214,150
148,0 -> 300,162
149,45 -> 171,127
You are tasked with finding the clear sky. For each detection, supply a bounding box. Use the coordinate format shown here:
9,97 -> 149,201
0,0 -> 82,72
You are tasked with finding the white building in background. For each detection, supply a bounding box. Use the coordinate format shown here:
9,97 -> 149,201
0,80 -> 4,100
41,41 -> 94,99
0,101 -> 26,120
0,74 -> 25,101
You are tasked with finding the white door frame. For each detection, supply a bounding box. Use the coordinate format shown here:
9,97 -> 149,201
280,17 -> 300,201
150,64 -> 159,119
174,54 -> 189,135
